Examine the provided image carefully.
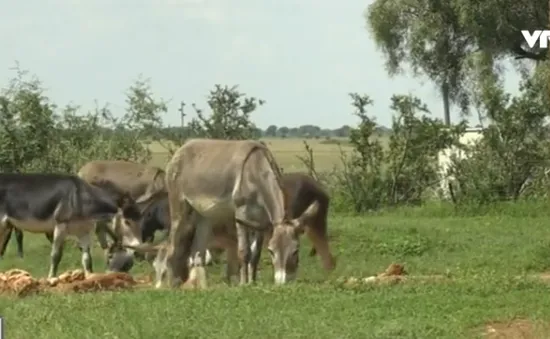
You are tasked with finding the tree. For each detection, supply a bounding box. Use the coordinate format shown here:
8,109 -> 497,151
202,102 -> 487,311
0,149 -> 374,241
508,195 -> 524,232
265,125 -> 278,137
366,0 -> 475,121
298,125 -> 321,138
335,125 -> 351,137
0,66 -> 57,172
452,0 -> 548,62
325,93 -> 463,212
366,0 -> 550,120
187,85 -> 264,140
0,65 -> 165,173
446,74 -> 550,204
278,126 -> 289,138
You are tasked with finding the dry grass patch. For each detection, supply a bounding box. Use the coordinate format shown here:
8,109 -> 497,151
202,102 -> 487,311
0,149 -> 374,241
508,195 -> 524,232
479,318 -> 550,339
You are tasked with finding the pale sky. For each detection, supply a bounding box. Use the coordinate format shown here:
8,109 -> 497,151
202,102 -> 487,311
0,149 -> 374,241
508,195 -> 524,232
1,0 -> 523,129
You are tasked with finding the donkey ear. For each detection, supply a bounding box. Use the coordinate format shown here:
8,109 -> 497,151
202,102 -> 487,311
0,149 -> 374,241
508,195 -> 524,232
292,221 -> 306,235
291,201 -> 319,235
123,243 -> 162,255
295,201 -> 319,225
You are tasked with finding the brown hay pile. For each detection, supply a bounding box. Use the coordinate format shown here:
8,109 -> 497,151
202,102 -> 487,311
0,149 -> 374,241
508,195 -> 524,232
0,269 -> 43,297
340,263 -> 408,287
0,269 -> 139,297
53,272 -> 136,293
339,263 -> 450,287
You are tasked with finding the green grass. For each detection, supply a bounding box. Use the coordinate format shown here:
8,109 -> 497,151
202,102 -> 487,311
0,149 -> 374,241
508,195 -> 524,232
2,208 -> 550,338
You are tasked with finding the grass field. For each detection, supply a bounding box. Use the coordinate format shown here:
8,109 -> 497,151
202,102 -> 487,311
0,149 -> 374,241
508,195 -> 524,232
148,137 -> 356,172
0,138 -> 546,338
1,206 -> 550,338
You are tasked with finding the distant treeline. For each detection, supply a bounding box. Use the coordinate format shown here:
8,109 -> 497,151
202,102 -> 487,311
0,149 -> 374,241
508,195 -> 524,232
86,124 -> 393,140
159,124 -> 391,139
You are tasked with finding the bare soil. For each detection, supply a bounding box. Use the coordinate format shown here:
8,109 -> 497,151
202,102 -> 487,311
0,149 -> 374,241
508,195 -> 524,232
533,272 -> 550,282
480,318 -> 550,339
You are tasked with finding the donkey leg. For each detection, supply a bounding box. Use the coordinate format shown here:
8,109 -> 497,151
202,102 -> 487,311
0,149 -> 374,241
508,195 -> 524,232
224,243 -> 239,285
48,223 -> 68,279
0,223 -> 13,258
166,217 -> 194,287
235,222 -> 251,285
14,228 -> 24,258
95,220 -> 111,261
75,222 -> 94,275
187,218 -> 212,289
248,231 -> 264,283
45,232 -> 54,244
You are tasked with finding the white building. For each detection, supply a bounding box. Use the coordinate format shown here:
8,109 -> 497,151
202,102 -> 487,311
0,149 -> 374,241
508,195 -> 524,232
437,127 -> 484,199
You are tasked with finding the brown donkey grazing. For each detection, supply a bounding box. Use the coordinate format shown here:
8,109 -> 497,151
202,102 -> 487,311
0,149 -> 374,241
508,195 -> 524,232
78,160 -> 166,256
130,172 -> 336,273
127,171 -> 336,288
157,138 -> 320,288
205,172 -> 336,280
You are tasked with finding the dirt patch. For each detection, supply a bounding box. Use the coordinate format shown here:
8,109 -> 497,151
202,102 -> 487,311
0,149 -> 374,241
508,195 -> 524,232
480,319 -> 550,338
532,272 -> 550,283
513,272 -> 550,284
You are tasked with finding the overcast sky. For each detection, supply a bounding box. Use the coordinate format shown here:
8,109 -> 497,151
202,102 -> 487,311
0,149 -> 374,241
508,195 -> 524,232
1,0 -> 523,129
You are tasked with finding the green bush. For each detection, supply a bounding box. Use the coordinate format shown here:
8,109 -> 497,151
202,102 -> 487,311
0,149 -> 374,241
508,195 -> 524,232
301,93 -> 464,213
300,71 -> 550,215
5,63 -> 550,219
0,66 -> 264,173
0,67 -> 164,172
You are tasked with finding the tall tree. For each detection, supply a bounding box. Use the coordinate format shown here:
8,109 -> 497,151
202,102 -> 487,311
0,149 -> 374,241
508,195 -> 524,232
365,0 -> 549,121
265,125 -> 278,137
366,0 -> 474,122
452,0 -> 547,61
